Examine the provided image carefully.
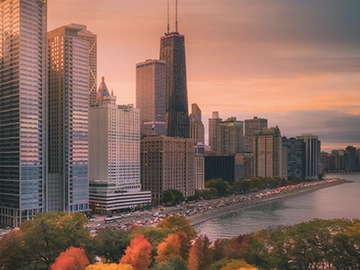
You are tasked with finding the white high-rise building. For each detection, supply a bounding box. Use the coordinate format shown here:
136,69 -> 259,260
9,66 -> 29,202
0,0 -> 47,227
89,78 -> 151,213
47,24 -> 89,213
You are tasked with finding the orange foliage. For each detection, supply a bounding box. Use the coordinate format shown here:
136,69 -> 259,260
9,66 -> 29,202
51,247 -> 89,270
156,233 -> 181,263
120,234 -> 152,270
188,235 -> 214,270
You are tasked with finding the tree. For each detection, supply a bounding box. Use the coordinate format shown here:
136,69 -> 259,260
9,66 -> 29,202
51,247 -> 89,270
156,233 -> 182,264
93,227 -> 130,262
162,190 -> 184,205
0,229 -> 30,270
86,263 -> 133,270
225,234 -> 254,260
152,257 -> 188,270
220,259 -> 258,270
188,235 -> 214,270
157,216 -> 197,239
206,179 -> 231,197
20,212 -> 92,267
120,234 -> 152,270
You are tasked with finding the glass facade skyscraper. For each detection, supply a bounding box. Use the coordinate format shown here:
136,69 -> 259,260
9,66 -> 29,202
0,0 -> 47,227
47,25 -> 89,212
160,31 -> 190,138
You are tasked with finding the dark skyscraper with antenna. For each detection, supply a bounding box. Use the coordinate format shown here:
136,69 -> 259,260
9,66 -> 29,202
160,0 -> 190,138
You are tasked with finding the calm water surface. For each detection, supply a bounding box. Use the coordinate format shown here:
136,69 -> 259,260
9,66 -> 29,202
194,173 -> 360,240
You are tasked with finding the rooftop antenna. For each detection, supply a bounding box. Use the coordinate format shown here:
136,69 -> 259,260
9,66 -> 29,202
167,1 -> 170,34
175,0 -> 178,32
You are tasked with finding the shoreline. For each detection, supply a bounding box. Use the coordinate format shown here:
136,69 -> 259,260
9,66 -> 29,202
190,179 -> 351,227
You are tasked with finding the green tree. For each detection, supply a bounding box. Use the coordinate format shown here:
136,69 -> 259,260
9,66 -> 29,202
94,227 -> 130,263
162,190 -> 184,205
20,212 -> 92,268
152,257 -> 188,270
206,179 -> 231,197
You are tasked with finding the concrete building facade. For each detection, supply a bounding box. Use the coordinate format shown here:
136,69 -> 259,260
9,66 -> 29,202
141,136 -> 195,201
244,117 -> 268,153
208,111 -> 222,152
296,134 -> 321,179
217,117 -> 244,155
190,103 -> 205,144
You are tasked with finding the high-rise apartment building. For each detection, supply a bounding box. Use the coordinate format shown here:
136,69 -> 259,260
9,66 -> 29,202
141,136 -> 195,200
47,25 -> 89,212
253,127 -> 283,178
217,117 -> 244,155
136,59 -> 166,136
208,112 -> 222,152
160,24 -> 190,138
296,134 -> 321,179
244,117 -> 268,153
0,0 -> 47,227
67,24 -> 97,107
89,79 -> 151,213
190,103 -> 205,144
282,137 -> 306,180
194,143 -> 205,190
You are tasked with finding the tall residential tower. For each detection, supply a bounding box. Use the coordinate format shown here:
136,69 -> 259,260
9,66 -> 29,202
47,24 -> 89,213
0,0 -> 47,227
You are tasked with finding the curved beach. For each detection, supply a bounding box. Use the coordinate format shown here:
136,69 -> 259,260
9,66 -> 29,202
190,178 -> 350,226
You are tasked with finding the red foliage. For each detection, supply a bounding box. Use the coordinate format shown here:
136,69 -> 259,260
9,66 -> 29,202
51,247 -> 89,270
120,234 -> 152,270
225,234 -> 254,259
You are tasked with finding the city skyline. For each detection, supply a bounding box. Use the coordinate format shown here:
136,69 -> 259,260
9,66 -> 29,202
48,0 -> 360,151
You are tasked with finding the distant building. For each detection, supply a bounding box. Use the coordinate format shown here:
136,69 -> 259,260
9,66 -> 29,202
345,146 -> 357,171
208,112 -> 222,152
244,117 -> 268,153
195,143 -> 205,190
190,103 -> 205,144
89,78 -> 151,214
48,24 -> 89,213
141,136 -> 195,201
253,127 -> 283,178
205,155 -> 244,184
136,59 -> 166,136
67,24 -> 97,107
296,134 -> 321,179
160,29 -> 190,138
0,0 -> 47,227
282,137 -> 306,180
217,117 -> 244,155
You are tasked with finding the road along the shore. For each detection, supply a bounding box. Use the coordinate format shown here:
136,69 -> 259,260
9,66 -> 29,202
190,179 -> 351,226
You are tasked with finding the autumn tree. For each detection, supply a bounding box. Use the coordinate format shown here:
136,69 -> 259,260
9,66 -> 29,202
188,235 -> 214,270
152,257 -> 188,270
0,229 -> 30,270
94,227 -> 130,262
225,234 -> 254,260
156,216 -> 197,239
120,234 -> 152,270
156,233 -> 182,264
86,263 -> 133,270
51,247 -> 89,270
220,259 -> 258,270
20,212 -> 93,268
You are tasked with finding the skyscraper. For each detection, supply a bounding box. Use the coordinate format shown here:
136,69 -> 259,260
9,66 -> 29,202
89,79 -> 151,213
189,103 -> 205,143
47,24 -> 89,212
217,117 -> 244,155
244,117 -> 268,153
0,0 -> 46,227
67,24 -> 97,107
136,59 -> 166,136
159,5 -> 190,138
282,137 -> 306,180
253,126 -> 283,178
296,134 -> 321,179
0,0 -> 47,227
209,112 -> 222,152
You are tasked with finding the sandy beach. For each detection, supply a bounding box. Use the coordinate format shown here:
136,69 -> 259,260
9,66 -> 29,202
189,178 -> 351,226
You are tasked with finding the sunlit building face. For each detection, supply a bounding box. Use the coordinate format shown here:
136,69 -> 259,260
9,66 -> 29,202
0,0 -> 47,227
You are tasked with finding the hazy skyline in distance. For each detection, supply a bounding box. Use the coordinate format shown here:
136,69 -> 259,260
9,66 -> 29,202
48,0 -> 360,152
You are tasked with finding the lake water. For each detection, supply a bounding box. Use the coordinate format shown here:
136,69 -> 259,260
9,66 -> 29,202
194,173 -> 360,240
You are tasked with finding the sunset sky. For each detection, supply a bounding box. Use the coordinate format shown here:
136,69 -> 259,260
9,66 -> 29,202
48,0 -> 360,151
